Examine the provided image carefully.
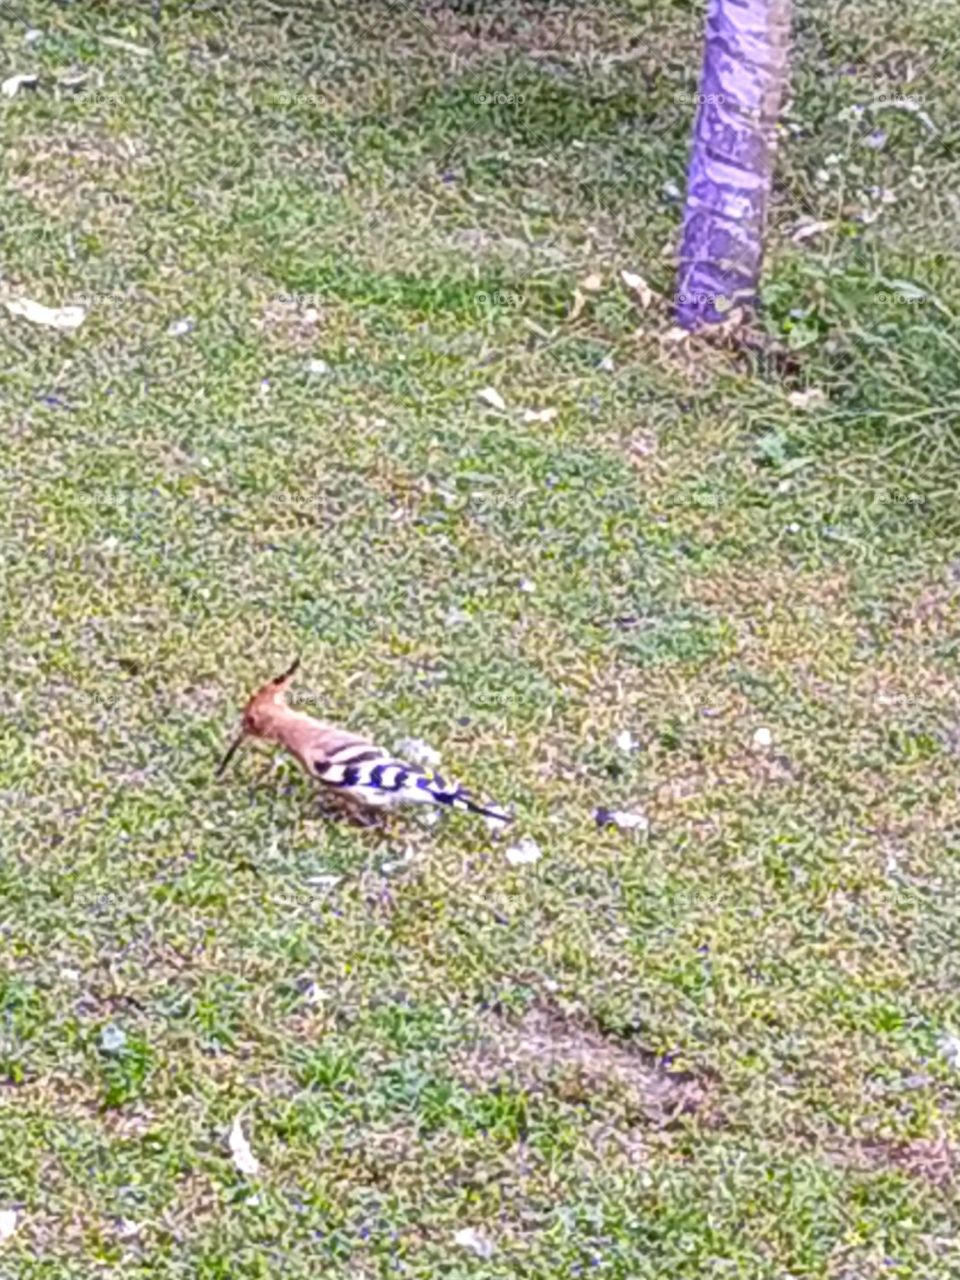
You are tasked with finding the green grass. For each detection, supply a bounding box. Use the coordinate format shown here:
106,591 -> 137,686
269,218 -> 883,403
1,0 -> 960,1276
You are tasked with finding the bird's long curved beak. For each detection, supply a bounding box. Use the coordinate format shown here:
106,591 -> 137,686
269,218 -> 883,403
215,729 -> 247,779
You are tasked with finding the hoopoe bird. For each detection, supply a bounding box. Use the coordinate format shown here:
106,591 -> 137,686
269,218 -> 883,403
216,658 -> 512,825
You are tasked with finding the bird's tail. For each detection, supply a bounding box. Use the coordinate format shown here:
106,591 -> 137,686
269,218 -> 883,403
415,773 -> 512,823
453,794 -> 513,823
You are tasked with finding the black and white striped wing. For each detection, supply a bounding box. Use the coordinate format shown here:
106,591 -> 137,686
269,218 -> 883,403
312,740 -> 509,821
312,742 -> 431,809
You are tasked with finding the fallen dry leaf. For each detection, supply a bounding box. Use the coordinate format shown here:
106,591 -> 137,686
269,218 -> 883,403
661,325 -> 691,345
569,289 -> 588,321
100,35 -> 152,56
788,387 -> 827,410
1,73 -> 38,98
5,296 -> 85,330
620,269 -> 657,308
303,875 -> 342,891
228,1115 -> 260,1176
454,1227 -> 495,1258
506,837 -> 541,866
791,219 -> 832,243
477,385 -> 506,412
595,807 -> 650,834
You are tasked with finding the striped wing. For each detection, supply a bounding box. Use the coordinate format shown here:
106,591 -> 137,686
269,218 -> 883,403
312,740 -> 509,821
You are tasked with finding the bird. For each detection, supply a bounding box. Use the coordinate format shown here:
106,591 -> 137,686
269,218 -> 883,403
216,658 -> 512,825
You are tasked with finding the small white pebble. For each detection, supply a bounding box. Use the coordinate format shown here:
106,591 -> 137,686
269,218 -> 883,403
786,522 -> 800,533
506,837 -> 541,866
615,729 -> 638,752
519,578 -> 535,593
752,726 -> 773,750
599,354 -> 615,373
307,358 -> 330,375
167,317 -> 194,337
24,28 -> 42,44
0,1209 -> 18,1242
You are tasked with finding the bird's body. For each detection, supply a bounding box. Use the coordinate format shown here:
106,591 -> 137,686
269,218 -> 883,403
216,659 -> 511,824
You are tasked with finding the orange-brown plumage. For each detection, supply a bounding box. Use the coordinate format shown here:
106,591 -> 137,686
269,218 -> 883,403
216,658 -> 511,824
227,658 -> 366,775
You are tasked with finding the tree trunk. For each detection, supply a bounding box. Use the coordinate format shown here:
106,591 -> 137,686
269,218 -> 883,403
676,0 -> 793,330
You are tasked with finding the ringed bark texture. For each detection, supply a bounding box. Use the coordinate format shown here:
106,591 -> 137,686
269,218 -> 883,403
677,0 -> 793,330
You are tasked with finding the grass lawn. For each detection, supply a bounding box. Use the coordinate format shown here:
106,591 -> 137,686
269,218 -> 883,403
1,0 -> 960,1275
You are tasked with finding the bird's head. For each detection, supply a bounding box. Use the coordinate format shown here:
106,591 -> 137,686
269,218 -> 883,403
216,657 -> 301,779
